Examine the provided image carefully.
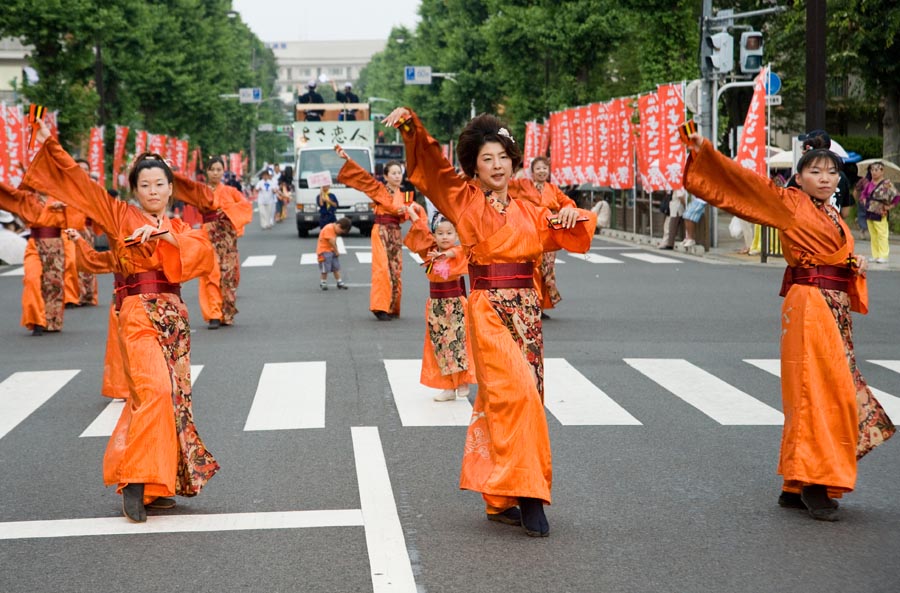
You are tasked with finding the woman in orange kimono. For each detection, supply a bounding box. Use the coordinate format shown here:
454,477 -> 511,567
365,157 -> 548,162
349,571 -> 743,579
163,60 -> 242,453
384,108 -> 596,537
173,156 -> 253,329
67,228 -> 129,400
402,202 -> 475,401
683,132 -> 895,521
24,119 -> 218,523
337,155 -> 410,320
0,181 -> 69,335
512,157 -> 577,318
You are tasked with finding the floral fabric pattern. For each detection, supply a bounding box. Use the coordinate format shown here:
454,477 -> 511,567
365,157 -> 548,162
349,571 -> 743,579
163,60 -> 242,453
378,223 -> 403,313
820,287 -> 895,458
206,217 -> 240,323
35,237 -> 65,330
484,287 -> 544,398
427,296 -> 469,376
78,227 -> 98,305
140,294 -> 220,496
540,251 -> 562,306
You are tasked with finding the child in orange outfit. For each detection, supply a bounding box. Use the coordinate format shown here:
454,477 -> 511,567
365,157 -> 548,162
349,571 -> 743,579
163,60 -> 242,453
316,217 -> 351,290
404,204 -> 475,401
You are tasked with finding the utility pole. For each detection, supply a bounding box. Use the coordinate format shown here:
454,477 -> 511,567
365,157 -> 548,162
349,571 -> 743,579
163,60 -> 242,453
806,0 -> 827,130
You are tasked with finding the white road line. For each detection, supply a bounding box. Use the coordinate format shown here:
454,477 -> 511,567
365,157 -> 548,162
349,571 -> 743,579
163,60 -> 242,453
356,252 -> 373,264
620,253 -> 682,264
343,245 -> 372,250
625,358 -> 783,425
382,359 -> 473,426
336,236 -> 347,255
244,362 -> 326,430
0,370 -> 80,440
590,246 -> 640,251
0,510 -> 364,540
568,253 -> 623,264
554,258 -> 566,264
407,251 -> 424,265
300,253 -> 319,265
80,366 -> 204,438
352,426 -> 418,593
544,359 -> 641,425
746,358 -> 900,421
0,266 -> 24,276
242,255 -> 277,267
869,360 -> 900,374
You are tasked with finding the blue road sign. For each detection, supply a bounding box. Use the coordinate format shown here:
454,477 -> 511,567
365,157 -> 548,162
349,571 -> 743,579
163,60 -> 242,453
405,67 -> 416,82
765,72 -> 782,95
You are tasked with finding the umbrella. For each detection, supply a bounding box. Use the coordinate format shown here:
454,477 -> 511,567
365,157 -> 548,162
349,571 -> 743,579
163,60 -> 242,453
767,150 -> 794,169
828,139 -> 849,159
856,159 -> 900,184
0,229 -> 27,265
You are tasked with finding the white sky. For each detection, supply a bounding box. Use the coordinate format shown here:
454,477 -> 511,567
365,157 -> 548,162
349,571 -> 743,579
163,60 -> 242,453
232,0 -> 422,42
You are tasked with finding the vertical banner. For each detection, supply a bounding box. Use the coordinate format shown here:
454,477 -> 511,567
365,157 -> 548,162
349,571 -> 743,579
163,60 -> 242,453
735,68 -> 768,178
570,106 -> 584,184
88,126 -> 106,180
524,121 -> 541,177
608,98 -> 635,190
0,103 -> 8,185
188,147 -> 200,179
539,121 -> 550,160
5,105 -> 26,185
548,112 -> 562,182
45,111 -> 59,140
147,133 -> 166,155
135,130 -> 148,155
174,139 -> 189,172
580,105 -> 596,185
657,83 -> 687,190
558,109 -> 575,184
593,102 -> 610,187
165,136 -> 177,162
229,152 -> 242,176
637,92 -> 665,192
112,125 -> 130,189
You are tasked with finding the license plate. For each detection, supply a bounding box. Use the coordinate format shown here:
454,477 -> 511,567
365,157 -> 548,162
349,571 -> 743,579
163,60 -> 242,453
358,215 -> 369,221
304,216 -> 314,221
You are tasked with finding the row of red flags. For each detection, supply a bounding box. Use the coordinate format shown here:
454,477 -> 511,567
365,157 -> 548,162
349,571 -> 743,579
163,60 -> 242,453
524,69 -> 768,191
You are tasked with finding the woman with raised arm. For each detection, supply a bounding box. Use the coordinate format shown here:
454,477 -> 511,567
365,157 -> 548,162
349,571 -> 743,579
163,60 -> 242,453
336,151 -> 410,320
173,156 -> 253,329
683,132 -> 894,522
383,108 -> 596,537
23,119 -> 219,523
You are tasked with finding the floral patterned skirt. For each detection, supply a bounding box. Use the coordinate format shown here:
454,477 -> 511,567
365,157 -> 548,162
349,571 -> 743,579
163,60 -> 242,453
35,237 -> 65,330
207,219 -> 240,323
539,251 -> 562,309
427,296 -> 469,376
371,223 -> 402,315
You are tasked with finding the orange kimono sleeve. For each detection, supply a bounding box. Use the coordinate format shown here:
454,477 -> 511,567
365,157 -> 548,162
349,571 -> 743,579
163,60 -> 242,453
399,111 -> 505,242
683,139 -> 801,230
218,185 -> 253,236
0,183 -> 44,225
172,173 -> 216,212
73,238 -> 116,274
337,158 -> 397,209
537,206 -> 597,253
156,219 -> 216,283
402,214 -> 436,259
21,137 -> 126,236
549,183 -> 577,210
508,179 -> 543,207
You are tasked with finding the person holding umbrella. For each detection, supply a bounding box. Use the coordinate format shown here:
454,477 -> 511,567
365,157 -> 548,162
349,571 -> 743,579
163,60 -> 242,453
859,161 -> 899,263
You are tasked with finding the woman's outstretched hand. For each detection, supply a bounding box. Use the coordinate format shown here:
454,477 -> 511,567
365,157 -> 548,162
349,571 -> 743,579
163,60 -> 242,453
334,144 -> 349,161
556,207 -> 581,229
382,108 -> 412,128
34,118 -> 51,144
688,132 -> 703,152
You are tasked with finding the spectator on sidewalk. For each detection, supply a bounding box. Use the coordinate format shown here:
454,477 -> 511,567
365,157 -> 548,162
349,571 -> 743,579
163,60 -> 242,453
659,189 -> 686,250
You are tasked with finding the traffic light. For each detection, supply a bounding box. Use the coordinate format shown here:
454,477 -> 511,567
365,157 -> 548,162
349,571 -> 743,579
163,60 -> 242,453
705,32 -> 733,75
739,31 -> 764,74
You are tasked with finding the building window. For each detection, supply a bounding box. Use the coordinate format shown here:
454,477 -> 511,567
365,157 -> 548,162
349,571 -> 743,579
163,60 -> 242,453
327,67 -> 345,77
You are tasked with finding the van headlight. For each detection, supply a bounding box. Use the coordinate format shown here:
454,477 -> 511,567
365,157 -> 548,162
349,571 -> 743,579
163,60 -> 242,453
301,203 -> 318,213
354,202 -> 372,212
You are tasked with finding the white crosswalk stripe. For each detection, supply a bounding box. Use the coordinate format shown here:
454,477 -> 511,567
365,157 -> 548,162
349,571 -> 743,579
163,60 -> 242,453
300,253 -> 319,265
544,358 -> 641,425
244,362 -> 327,430
242,255 -> 277,267
0,370 -> 80,440
620,253 -> 683,264
383,359 -> 473,426
745,358 -> 900,421
625,358 -> 784,425
0,266 -> 24,276
356,252 -> 373,264
568,252 -> 623,264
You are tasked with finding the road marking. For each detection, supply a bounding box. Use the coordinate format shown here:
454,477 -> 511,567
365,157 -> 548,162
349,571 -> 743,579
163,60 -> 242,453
620,253 -> 682,264
555,257 -> 566,264
242,255 -> 277,267
568,253 -> 623,264
625,359 -> 783,425
869,360 -> 900,374
0,266 -> 24,276
336,236 -> 347,254
406,251 -> 424,265
356,252 -> 373,264
0,510 -> 364,540
352,426 -> 418,593
80,366 -> 204,438
746,358 -> 900,421
590,246 -> 640,251
300,253 -> 319,265
244,362 -> 326,430
544,359 -> 641,425
383,359 -> 472,426
0,370 -> 80,440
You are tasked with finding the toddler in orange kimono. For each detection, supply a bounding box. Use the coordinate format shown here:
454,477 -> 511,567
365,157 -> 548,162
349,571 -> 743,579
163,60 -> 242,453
403,204 -> 476,401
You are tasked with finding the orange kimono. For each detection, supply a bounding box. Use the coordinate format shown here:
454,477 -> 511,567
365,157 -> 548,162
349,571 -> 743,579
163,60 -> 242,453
403,214 -> 476,390
400,112 -> 596,510
173,175 -> 252,325
684,140 -> 894,497
511,180 -> 576,310
62,207 -> 95,307
0,182 -> 67,331
71,237 -> 129,400
23,137 -> 219,502
338,159 -> 409,317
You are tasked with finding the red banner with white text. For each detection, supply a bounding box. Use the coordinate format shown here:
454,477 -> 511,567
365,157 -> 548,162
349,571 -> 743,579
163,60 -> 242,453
657,83 -> 687,190
135,130 -> 148,155
147,134 -> 166,156
592,102 -> 610,187
735,68 -> 768,178
112,125 -> 129,189
88,126 -> 105,180
5,105 -> 25,185
608,98 -> 635,189
637,92 -> 666,192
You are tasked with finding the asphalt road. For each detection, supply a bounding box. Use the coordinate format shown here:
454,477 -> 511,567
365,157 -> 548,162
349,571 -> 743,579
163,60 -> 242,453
1,217 -> 898,593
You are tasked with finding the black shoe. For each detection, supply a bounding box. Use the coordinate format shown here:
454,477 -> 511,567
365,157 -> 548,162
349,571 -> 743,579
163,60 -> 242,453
31,325 -> 45,336
519,497 -> 549,537
800,485 -> 840,521
122,483 -> 147,523
487,507 -> 521,526
337,283 -> 348,290
64,303 -> 78,309
208,319 -> 221,330
778,490 -> 839,510
374,311 -> 391,321
145,496 -> 176,510
540,312 -> 551,320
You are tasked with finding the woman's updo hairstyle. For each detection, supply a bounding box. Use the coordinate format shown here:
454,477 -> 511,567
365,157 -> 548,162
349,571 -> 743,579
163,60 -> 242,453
456,114 -> 522,178
795,148 -> 842,174
128,152 -> 174,191
383,160 -> 404,176
206,155 -> 225,171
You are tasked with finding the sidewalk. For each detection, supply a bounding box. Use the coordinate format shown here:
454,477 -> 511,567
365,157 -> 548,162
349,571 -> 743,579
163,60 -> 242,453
600,209 -> 900,272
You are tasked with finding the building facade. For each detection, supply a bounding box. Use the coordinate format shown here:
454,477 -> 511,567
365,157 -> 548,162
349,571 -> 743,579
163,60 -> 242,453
0,38 -> 30,104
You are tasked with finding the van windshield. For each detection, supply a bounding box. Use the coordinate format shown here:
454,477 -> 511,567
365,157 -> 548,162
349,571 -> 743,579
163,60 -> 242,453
298,149 -> 369,185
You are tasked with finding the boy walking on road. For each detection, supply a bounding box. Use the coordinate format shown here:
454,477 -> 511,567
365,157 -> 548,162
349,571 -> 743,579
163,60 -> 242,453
317,217 -> 352,290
